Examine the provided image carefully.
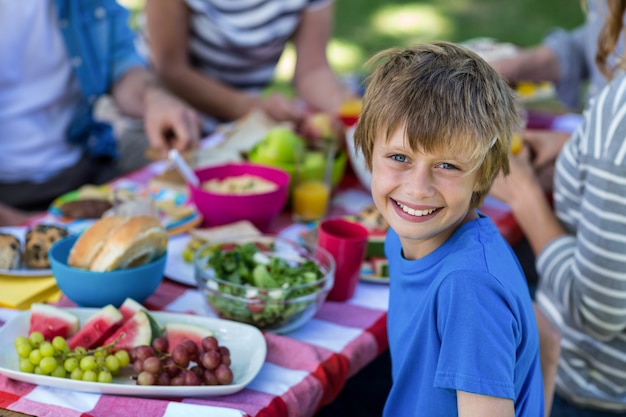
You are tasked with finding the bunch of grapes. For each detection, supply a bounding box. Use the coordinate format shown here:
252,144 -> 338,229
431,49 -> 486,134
13,331 -> 130,383
130,335 -> 234,386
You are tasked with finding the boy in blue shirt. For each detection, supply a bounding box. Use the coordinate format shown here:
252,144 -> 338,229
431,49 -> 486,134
353,42 -> 544,416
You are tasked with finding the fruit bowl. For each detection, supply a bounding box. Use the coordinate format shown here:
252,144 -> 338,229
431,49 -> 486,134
189,162 -> 290,231
194,235 -> 335,334
49,235 -> 166,308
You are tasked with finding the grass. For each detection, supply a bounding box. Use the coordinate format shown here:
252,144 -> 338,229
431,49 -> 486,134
118,0 -> 585,88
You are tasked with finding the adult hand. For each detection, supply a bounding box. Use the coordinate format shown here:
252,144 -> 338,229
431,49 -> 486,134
0,203 -> 39,227
143,86 -> 201,159
298,112 -> 345,144
254,93 -> 307,124
489,146 -> 540,207
522,129 -> 570,171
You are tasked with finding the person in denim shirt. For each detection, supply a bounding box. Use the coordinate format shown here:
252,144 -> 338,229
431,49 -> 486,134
0,0 -> 200,225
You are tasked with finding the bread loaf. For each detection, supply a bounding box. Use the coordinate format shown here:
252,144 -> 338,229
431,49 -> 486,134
69,216 -> 167,272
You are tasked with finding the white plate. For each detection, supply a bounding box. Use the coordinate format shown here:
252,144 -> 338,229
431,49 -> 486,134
0,226 -> 52,277
0,309 -> 266,397
165,235 -> 195,286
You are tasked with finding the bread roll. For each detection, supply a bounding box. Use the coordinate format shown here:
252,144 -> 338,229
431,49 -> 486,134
68,216 -> 126,269
69,216 -> 167,272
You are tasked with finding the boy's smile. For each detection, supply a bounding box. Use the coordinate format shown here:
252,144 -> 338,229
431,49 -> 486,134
371,125 -> 480,260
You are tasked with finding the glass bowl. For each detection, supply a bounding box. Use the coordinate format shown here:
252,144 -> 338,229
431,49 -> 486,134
194,235 -> 335,334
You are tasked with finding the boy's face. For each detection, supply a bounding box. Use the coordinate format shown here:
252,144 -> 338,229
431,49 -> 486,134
370,124 -> 480,260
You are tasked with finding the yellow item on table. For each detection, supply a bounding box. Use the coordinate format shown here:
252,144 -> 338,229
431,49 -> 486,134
0,275 -> 62,310
511,133 -> 523,155
292,180 -> 331,222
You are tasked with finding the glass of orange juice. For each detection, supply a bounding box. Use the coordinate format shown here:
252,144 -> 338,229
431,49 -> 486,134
291,141 -> 335,223
292,180 -> 330,223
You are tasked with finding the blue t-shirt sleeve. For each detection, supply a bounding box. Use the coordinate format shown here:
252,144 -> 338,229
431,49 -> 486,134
433,271 -> 518,400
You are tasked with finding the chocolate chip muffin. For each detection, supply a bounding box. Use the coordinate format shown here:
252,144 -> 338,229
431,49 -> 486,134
0,232 -> 21,270
24,224 -> 69,269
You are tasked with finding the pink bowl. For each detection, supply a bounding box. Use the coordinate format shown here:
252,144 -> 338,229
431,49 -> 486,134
189,162 -> 290,231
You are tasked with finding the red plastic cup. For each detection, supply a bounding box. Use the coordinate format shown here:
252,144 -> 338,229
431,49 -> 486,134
318,218 -> 369,302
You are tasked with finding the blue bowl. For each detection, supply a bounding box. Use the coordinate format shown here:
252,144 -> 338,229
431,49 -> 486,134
49,234 -> 166,308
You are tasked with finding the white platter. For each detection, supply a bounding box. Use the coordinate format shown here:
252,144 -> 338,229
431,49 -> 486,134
165,235 -> 195,286
0,226 -> 52,277
0,309 -> 266,397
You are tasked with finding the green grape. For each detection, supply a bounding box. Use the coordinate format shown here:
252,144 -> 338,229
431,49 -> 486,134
51,336 -> 67,352
39,342 -> 55,358
80,356 -> 97,371
39,356 -> 57,374
82,370 -> 97,382
51,365 -> 67,378
16,342 -> 33,358
64,357 -> 79,373
29,349 -> 42,366
115,350 -> 130,368
14,334 -> 131,384
98,370 -> 113,383
29,332 -> 44,347
74,346 -> 87,357
14,336 -> 30,349
19,358 -> 35,373
105,355 -> 120,373
70,368 -> 84,380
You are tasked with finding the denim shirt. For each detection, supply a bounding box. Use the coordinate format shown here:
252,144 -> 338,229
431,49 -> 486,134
55,0 -> 146,158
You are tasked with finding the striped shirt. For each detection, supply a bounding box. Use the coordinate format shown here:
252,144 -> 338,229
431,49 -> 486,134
181,0 -> 329,130
536,72 -> 626,411
185,0 -> 329,91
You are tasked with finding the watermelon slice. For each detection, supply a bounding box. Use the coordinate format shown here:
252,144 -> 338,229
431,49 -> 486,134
164,322 -> 215,352
118,297 -> 146,323
371,257 -> 389,277
29,304 -> 80,341
68,304 -> 124,350
101,309 -> 162,351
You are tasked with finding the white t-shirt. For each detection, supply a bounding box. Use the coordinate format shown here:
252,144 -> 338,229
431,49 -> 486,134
0,0 -> 82,183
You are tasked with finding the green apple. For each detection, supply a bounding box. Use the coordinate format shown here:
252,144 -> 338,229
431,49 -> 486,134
254,127 -> 305,163
301,151 -> 326,181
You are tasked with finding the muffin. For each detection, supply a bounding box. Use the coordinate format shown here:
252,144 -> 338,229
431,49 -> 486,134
0,232 -> 21,270
24,224 -> 69,269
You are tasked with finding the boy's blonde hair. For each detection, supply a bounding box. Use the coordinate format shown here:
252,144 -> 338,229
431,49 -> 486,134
354,41 -> 521,208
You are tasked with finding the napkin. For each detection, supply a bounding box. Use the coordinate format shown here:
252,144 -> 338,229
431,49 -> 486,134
0,275 -> 62,310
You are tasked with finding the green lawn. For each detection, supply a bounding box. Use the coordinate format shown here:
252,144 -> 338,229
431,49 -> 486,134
329,0 -> 585,75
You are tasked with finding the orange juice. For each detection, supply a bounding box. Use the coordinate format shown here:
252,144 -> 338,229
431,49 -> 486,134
292,180 -> 330,222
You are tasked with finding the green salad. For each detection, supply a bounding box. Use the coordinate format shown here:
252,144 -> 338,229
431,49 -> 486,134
199,241 -> 327,330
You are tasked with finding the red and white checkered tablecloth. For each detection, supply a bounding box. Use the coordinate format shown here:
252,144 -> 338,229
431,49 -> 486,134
0,155 -> 521,417
0,277 -> 389,417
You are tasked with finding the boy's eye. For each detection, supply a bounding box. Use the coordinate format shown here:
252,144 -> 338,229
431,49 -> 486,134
438,162 -> 457,170
391,154 -> 407,162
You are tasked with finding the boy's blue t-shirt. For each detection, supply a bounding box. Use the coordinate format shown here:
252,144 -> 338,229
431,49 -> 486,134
384,214 -> 544,417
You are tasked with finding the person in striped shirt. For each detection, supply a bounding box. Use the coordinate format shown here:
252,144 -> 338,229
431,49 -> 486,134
143,0 -> 354,133
489,2 -> 626,414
